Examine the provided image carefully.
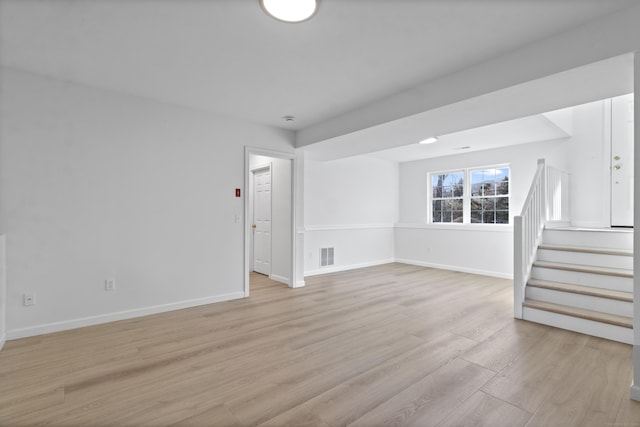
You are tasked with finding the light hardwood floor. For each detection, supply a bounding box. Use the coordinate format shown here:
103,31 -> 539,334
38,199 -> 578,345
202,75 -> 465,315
1,263 -> 639,426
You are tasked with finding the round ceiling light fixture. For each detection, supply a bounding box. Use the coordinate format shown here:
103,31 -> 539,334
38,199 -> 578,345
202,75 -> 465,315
260,0 -> 318,23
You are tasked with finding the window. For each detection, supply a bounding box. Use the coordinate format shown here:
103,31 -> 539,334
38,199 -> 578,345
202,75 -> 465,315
429,165 -> 510,224
470,167 -> 509,224
431,171 -> 464,223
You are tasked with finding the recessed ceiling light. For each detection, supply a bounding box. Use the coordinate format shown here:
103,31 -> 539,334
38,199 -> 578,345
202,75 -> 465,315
260,0 -> 318,23
283,115 -> 295,122
418,137 -> 438,145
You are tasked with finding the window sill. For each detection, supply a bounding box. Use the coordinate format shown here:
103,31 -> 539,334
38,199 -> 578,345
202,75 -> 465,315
395,222 -> 513,232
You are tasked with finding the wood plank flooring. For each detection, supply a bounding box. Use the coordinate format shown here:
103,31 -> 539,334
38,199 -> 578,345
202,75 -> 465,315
0,263 -> 638,426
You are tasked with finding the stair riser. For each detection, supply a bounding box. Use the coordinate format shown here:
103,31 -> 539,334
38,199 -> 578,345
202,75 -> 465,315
522,307 -> 632,344
536,249 -> 633,270
530,267 -> 632,292
542,229 -> 633,250
525,287 -> 633,317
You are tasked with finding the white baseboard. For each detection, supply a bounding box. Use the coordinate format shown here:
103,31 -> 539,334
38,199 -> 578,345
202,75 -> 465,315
293,280 -> 306,288
0,332 -> 5,351
269,274 -> 290,285
631,384 -> 640,401
395,258 -> 513,280
6,292 -> 245,340
305,258 -> 395,277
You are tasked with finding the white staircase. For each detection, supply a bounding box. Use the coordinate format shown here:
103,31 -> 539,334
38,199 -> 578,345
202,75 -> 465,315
522,228 -> 633,344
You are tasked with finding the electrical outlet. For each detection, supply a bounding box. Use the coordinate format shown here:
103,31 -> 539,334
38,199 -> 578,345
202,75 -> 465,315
23,292 -> 36,306
105,278 -> 116,291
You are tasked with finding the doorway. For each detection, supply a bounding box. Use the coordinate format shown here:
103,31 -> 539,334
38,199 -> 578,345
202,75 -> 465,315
244,148 -> 297,296
252,166 -> 272,275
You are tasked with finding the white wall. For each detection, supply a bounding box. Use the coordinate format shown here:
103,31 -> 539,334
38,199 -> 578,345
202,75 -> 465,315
0,68 -> 295,338
568,99 -> 610,228
249,154 -> 292,284
304,155 -> 398,275
396,139 -> 569,278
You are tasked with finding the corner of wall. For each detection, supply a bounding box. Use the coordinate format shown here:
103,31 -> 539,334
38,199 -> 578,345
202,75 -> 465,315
0,234 -> 5,352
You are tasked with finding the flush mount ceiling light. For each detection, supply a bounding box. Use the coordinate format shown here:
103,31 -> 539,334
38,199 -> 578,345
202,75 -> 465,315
418,137 -> 438,145
260,0 -> 318,23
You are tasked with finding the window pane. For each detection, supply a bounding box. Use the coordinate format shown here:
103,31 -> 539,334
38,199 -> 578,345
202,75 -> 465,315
445,172 -> 463,187
496,197 -> 509,210
433,210 -> 442,222
497,177 -> 509,195
452,210 -> 463,223
448,199 -> 463,211
470,198 -> 482,210
482,198 -> 496,210
433,200 -> 442,211
482,182 -> 496,196
496,211 -> 509,224
470,171 -> 483,196
483,210 -> 495,224
471,210 -> 482,223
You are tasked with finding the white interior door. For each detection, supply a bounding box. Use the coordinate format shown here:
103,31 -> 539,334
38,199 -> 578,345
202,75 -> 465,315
611,93 -> 634,227
253,167 -> 272,275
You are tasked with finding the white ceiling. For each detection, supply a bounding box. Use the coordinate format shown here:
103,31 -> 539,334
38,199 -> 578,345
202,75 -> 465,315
0,0 -> 636,136
366,111 -> 572,163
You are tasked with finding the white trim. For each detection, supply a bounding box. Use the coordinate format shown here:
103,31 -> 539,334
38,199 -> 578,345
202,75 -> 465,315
6,292 -> 245,340
395,222 -> 513,232
269,274 -> 289,285
0,333 -> 5,351
294,280 -> 306,288
569,220 -> 611,229
305,258 -> 396,277
395,258 -> 513,279
305,223 -> 395,231
603,97 -> 613,228
632,382 -> 640,401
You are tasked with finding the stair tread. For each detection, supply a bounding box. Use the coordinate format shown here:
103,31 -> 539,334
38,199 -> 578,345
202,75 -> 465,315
538,243 -> 633,257
532,260 -> 633,278
523,299 -> 633,328
527,279 -> 633,302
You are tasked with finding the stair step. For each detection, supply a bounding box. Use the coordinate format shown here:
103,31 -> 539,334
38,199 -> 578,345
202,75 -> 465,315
537,244 -> 633,257
523,299 -> 632,329
527,279 -> 633,302
532,260 -> 633,278
542,228 -> 633,250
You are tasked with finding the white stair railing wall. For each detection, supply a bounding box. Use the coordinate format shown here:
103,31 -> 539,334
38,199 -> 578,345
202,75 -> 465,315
514,159 -> 570,319
546,164 -> 571,225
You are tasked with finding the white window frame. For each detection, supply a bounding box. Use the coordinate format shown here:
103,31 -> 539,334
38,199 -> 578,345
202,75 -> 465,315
428,164 -> 510,225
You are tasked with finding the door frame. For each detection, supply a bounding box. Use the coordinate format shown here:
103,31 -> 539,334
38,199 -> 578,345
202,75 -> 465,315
244,147 -> 298,296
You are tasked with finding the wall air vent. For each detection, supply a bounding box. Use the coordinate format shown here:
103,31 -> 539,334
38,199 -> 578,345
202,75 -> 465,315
320,247 -> 334,267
